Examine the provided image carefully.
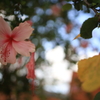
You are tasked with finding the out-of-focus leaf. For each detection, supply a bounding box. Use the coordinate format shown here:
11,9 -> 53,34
80,17 -> 98,39
74,1 -> 83,11
87,0 -> 100,7
62,3 -> 72,11
78,55 -> 100,92
87,0 -> 93,3
66,0 -> 71,1
94,92 -> 100,100
93,0 -> 100,3
89,3 -> 97,8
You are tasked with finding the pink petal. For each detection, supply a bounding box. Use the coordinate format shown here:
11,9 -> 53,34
0,42 -> 17,65
0,17 -> 11,40
12,41 -> 35,56
12,22 -> 34,41
26,53 -> 35,79
0,40 -> 6,47
26,20 -> 33,26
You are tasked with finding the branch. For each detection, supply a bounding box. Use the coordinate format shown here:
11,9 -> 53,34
83,0 -> 98,14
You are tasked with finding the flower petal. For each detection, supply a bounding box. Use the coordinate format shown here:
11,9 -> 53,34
0,42 -> 17,65
0,16 -> 11,40
12,22 -> 34,41
0,40 -> 6,48
12,41 -> 35,56
26,53 -> 35,79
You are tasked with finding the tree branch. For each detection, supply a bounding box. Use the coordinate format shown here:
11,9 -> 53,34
83,0 -> 98,14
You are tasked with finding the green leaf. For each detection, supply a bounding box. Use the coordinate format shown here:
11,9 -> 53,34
94,92 -> 100,100
80,17 -> 98,39
88,0 -> 100,4
89,0 -> 100,7
66,0 -> 71,1
87,0 -> 93,3
74,1 -> 83,11
93,0 -> 100,3
62,3 -> 72,11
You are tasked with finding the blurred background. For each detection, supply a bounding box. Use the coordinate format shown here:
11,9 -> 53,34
0,0 -> 100,100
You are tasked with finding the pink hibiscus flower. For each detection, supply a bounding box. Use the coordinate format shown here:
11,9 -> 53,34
0,16 -> 35,65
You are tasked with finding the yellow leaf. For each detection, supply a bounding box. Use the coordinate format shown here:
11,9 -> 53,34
73,34 -> 80,40
78,55 -> 100,92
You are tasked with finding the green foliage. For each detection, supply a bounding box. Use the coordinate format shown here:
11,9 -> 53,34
87,0 -> 93,4
94,92 -> 100,100
80,17 -> 98,39
62,3 -> 72,11
87,0 -> 100,4
93,0 -> 100,3
74,1 -> 83,11
87,0 -> 100,7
